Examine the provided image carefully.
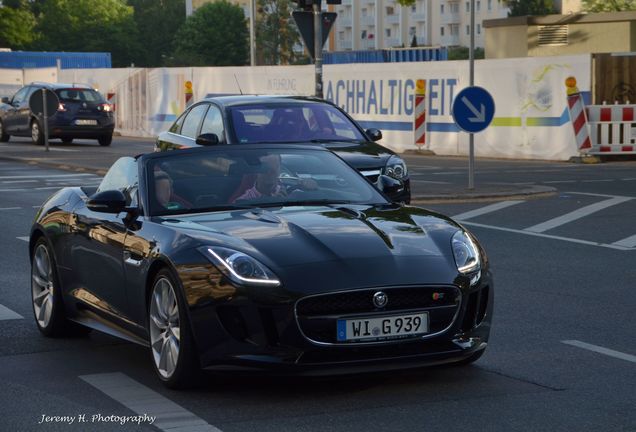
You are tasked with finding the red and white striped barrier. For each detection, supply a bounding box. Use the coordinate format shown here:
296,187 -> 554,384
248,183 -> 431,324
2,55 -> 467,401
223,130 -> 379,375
414,79 -> 426,147
586,104 -> 636,154
566,93 -> 591,152
106,91 -> 116,112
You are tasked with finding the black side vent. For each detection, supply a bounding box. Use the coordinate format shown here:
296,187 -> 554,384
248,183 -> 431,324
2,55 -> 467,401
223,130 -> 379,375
538,25 -> 568,46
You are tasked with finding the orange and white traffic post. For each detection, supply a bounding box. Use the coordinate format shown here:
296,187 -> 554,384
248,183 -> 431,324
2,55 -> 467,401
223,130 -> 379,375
565,76 -> 592,153
414,79 -> 427,148
185,80 -> 193,108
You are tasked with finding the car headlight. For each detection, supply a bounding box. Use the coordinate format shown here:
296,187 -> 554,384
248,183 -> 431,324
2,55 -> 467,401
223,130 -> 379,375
451,231 -> 481,275
384,155 -> 408,180
198,246 -> 280,287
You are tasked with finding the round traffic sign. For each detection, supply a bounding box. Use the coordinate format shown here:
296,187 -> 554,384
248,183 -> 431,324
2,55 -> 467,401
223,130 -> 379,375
451,86 -> 495,134
29,89 -> 59,117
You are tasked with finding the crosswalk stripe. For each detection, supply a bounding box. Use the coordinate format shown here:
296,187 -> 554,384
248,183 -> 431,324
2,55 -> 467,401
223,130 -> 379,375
525,196 -> 632,233
0,303 -> 23,320
562,340 -> 636,364
80,373 -> 223,432
17,236 -> 29,242
611,234 -> 636,248
452,200 -> 524,221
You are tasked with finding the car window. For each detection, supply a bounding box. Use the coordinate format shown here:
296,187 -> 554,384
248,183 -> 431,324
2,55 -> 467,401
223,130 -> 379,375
180,104 -> 209,138
146,148 -> 386,216
11,87 -> 30,104
169,111 -> 187,134
56,88 -> 103,102
96,157 -> 139,206
228,103 -> 366,143
200,104 -> 224,141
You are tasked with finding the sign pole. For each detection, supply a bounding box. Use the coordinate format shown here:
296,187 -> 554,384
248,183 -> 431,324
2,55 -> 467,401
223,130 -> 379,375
313,1 -> 323,99
250,0 -> 256,66
468,0 -> 475,189
42,90 -> 49,152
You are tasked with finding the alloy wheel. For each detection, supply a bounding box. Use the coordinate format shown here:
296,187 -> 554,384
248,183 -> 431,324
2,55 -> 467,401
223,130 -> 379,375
149,277 -> 181,379
32,244 -> 54,329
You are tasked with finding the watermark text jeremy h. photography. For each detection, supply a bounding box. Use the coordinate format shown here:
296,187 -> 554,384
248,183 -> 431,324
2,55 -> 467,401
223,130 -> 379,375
38,413 -> 156,426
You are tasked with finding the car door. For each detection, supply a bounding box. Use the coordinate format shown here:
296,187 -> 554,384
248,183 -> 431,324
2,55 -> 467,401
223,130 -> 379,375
70,157 -> 138,324
3,86 -> 29,133
15,86 -> 37,132
156,103 -> 209,150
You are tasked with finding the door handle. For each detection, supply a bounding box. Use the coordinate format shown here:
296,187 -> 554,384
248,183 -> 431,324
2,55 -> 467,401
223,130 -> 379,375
123,250 -> 143,267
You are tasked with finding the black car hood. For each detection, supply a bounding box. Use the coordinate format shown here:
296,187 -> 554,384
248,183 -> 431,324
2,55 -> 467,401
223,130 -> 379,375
320,141 -> 394,170
161,205 -> 462,289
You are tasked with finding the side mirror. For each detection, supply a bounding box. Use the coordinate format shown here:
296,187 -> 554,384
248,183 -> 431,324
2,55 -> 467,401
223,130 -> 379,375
196,133 -> 219,146
365,128 -> 382,142
377,175 -> 404,197
87,190 -> 127,214
1,97 -> 9,104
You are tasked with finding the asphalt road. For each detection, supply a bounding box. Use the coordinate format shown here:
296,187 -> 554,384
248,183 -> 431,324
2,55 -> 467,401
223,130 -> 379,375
0,140 -> 635,431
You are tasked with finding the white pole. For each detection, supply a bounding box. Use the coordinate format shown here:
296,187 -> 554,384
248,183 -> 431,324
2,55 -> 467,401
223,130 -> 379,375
250,0 -> 256,66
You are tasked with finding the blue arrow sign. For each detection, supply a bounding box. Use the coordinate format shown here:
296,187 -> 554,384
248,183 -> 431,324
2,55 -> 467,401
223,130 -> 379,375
451,86 -> 495,133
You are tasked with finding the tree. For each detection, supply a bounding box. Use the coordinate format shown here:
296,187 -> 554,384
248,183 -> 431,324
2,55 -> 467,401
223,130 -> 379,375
256,0 -> 303,65
128,0 -> 186,67
448,46 -> 485,60
582,0 -> 636,11
505,0 -> 555,16
171,1 -> 248,66
34,0 -> 142,67
0,3 -> 37,49
396,0 -> 415,6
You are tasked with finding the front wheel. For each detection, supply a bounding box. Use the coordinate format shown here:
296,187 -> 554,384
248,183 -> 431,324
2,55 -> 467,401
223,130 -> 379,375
31,120 -> 44,145
0,120 -> 9,142
98,135 -> 112,146
148,269 -> 200,388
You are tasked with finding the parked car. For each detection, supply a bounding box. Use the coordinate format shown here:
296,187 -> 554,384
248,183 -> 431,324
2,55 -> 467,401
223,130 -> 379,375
156,96 -> 411,203
0,82 -> 114,146
30,144 -> 492,388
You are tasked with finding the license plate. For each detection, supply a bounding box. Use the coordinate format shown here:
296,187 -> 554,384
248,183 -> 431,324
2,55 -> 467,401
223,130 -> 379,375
337,312 -> 429,342
75,119 -> 97,125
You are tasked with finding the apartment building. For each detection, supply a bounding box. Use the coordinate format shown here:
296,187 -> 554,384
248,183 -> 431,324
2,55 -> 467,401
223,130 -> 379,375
329,0 -> 509,51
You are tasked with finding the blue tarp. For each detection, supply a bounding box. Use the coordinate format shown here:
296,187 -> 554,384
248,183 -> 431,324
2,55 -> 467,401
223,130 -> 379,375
0,52 -> 111,69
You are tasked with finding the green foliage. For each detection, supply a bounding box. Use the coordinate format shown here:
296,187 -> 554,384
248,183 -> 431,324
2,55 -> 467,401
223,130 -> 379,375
448,46 -> 485,60
171,1 -> 248,66
128,0 -> 186,67
34,0 -> 142,67
0,5 -> 37,49
256,0 -> 302,65
505,0 -> 556,16
395,0 -> 415,6
582,0 -> 636,12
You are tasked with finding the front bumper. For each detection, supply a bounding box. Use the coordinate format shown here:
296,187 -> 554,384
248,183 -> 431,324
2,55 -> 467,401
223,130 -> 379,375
184,271 -> 493,374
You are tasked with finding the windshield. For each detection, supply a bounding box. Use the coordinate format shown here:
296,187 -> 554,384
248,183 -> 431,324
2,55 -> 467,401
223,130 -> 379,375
229,103 -> 367,143
147,148 -> 387,216
55,88 -> 103,102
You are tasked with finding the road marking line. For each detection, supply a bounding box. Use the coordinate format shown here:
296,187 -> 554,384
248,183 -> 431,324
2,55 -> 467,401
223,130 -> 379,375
410,179 -> 451,184
0,303 -> 23,320
566,191 -> 635,199
461,221 -> 633,251
0,207 -> 21,211
582,179 -> 615,183
432,171 -> 463,175
542,180 -> 577,184
48,147 -> 78,152
452,200 -> 524,221
524,196 -> 632,233
0,189 -> 28,192
622,178 -> 636,181
612,234 -> 636,248
0,174 -> 95,180
35,187 -> 62,190
80,372 -> 223,432
0,179 -> 38,184
17,236 -> 29,242
562,340 -> 636,364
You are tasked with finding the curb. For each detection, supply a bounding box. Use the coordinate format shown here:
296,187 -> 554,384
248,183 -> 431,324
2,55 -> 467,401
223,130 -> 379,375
0,155 -> 108,176
403,149 -> 436,156
568,155 -> 602,164
411,185 -> 557,204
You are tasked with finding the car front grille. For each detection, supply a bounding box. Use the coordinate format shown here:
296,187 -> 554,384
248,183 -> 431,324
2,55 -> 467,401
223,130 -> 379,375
295,286 -> 461,345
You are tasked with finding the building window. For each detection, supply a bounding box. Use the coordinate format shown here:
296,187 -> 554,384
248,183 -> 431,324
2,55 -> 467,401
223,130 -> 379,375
488,0 -> 492,10
477,24 -> 481,34
450,3 -> 459,13
466,1 -> 470,12
386,6 -> 394,15
409,26 -> 416,36
466,25 -> 470,35
411,5 -> 416,13
441,27 -> 445,36
385,28 -> 391,37
361,30 -> 367,39
441,4 -> 444,14
477,1 -> 481,12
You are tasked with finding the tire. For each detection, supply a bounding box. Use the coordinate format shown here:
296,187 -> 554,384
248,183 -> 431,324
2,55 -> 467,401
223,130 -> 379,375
31,119 -> 44,145
148,269 -> 200,389
31,237 -> 91,337
0,120 -> 9,142
98,135 -> 112,146
61,138 -> 73,144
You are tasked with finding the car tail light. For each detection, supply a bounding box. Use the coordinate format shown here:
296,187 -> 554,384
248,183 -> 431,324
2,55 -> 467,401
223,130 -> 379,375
58,103 -> 67,112
97,103 -> 112,112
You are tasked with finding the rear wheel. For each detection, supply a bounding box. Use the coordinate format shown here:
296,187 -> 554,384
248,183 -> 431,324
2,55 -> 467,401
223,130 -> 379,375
98,135 -> 112,146
31,119 -> 44,145
61,138 -> 73,144
31,238 -> 90,337
0,120 -> 9,142
148,269 -> 200,388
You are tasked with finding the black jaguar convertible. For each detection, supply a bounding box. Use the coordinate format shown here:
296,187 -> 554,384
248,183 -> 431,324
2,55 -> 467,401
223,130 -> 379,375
29,144 -> 493,388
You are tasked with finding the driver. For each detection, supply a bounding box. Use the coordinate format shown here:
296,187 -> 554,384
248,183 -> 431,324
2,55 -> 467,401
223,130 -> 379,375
155,171 -> 191,210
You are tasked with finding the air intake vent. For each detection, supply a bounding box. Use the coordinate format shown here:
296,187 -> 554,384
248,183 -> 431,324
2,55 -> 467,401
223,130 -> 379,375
538,25 -> 568,46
